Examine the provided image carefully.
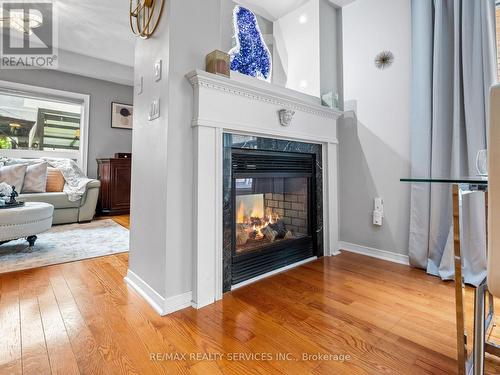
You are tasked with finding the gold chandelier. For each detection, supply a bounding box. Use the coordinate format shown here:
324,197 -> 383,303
129,0 -> 165,39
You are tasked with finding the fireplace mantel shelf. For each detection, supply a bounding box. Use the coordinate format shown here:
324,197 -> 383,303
186,70 -> 343,121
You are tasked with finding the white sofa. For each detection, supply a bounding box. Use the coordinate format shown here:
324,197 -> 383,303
18,180 -> 100,224
1,158 -> 100,225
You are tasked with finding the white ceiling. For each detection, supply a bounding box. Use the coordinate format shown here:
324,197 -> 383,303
234,0 -> 357,21
5,0 -> 358,77
55,0 -> 135,67
234,0 -> 310,21
328,0 -> 357,7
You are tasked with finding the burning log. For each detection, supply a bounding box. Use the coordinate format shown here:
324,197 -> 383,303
268,220 -> 287,239
261,225 -> 278,242
236,224 -> 249,246
249,230 -> 259,240
250,217 -> 263,227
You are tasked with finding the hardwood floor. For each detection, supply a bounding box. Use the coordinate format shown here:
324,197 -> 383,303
1,245 -> 500,373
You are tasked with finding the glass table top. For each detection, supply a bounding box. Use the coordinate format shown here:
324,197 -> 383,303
400,176 -> 488,184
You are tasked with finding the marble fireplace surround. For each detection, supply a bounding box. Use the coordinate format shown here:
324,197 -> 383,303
187,70 -> 342,309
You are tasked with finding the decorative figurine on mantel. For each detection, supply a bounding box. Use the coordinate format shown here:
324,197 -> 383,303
206,50 -> 231,78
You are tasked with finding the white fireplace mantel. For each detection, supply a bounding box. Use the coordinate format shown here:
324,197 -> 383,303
187,69 -> 342,309
187,70 -> 342,143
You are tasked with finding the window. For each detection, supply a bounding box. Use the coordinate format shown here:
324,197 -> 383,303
0,81 -> 89,172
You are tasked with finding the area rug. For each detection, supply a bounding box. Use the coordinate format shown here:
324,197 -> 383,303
0,219 -> 129,274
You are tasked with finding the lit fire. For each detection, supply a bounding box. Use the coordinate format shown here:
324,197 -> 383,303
236,195 -> 278,239
236,199 -> 265,223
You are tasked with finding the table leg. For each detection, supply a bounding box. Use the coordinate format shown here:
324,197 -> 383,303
473,282 -> 486,375
26,235 -> 37,248
453,185 -> 468,375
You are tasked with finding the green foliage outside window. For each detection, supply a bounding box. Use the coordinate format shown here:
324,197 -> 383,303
0,136 -> 12,149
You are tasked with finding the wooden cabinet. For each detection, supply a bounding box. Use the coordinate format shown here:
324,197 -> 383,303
97,158 -> 131,215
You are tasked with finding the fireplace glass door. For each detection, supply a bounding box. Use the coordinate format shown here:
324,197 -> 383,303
231,149 -> 316,285
234,177 -> 310,254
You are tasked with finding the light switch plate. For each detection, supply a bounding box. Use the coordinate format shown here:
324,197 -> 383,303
137,76 -> 143,95
154,60 -> 162,82
148,98 -> 160,121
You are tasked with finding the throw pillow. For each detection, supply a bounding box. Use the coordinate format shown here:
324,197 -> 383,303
21,162 -> 48,193
0,164 -> 27,193
46,167 -> 65,192
3,158 -> 44,166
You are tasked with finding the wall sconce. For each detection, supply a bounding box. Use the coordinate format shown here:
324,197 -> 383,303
129,0 -> 165,39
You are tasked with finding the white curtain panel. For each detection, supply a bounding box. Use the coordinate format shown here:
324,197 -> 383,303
409,0 -> 498,285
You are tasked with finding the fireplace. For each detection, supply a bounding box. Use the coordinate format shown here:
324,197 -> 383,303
181,70 -> 339,311
124,71 -> 339,315
227,147 -> 319,286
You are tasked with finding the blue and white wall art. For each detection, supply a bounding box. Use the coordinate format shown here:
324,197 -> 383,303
229,6 -> 272,82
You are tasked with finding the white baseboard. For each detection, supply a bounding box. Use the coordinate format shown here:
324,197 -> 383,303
338,241 -> 410,266
164,291 -> 193,315
231,256 -> 318,290
125,270 -> 193,316
125,270 -> 165,315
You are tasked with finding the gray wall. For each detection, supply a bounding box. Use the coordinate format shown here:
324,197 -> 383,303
130,0 -> 223,300
0,69 -> 134,178
221,0 -> 235,52
340,0 -> 412,256
320,0 -> 341,101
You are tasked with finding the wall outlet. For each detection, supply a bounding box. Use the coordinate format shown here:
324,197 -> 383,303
148,98 -> 160,121
373,210 -> 383,226
373,197 -> 384,226
154,60 -> 162,82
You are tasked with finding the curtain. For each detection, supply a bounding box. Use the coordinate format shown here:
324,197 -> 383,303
409,0 -> 497,285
